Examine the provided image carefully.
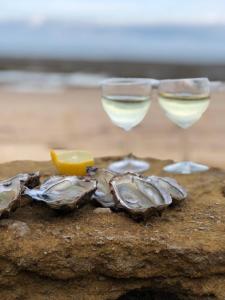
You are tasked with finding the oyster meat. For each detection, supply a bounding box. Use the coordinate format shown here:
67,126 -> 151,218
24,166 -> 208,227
88,168 -> 115,208
110,173 -> 172,216
0,178 -> 21,217
24,176 -> 97,210
146,176 -> 187,202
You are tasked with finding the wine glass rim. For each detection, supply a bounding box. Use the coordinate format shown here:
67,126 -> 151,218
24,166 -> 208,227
101,77 -> 151,86
159,77 -> 209,84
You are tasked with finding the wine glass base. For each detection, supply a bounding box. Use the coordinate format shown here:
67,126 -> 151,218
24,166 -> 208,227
108,159 -> 150,173
163,161 -> 209,174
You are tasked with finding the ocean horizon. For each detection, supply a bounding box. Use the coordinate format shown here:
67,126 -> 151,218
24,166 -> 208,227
1,21 -> 225,64
1,20 -> 225,91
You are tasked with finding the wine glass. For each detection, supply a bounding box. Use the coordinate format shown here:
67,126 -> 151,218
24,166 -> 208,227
158,77 -> 210,174
101,78 -> 152,173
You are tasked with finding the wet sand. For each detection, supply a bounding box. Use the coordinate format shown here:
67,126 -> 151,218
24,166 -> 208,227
0,87 -> 224,168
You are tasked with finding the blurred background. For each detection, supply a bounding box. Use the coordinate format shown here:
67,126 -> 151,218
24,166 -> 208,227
0,0 -> 224,166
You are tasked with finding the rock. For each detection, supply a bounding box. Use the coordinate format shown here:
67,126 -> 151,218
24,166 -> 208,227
93,207 -> 112,214
0,219 -> 30,238
0,157 -> 224,299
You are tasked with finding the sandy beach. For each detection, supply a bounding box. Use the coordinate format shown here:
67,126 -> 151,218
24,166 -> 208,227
0,87 -> 223,168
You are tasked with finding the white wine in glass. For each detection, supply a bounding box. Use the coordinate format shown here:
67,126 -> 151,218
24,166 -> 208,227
158,93 -> 210,129
102,95 -> 150,131
158,78 -> 210,174
101,78 -> 152,173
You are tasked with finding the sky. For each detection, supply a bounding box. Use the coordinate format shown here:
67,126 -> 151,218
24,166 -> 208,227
0,0 -> 225,26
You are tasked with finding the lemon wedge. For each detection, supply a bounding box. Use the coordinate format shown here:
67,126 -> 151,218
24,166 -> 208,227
50,150 -> 94,176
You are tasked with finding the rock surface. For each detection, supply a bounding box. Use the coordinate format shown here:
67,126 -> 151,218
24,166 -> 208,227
0,156 -> 225,300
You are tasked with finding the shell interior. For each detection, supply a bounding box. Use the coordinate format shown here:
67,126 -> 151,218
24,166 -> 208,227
24,176 -> 97,210
110,173 -> 172,214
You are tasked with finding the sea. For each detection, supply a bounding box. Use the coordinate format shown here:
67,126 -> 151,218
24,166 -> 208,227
0,21 -> 225,91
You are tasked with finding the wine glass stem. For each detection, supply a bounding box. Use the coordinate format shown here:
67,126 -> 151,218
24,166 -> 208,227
124,129 -> 132,159
180,127 -> 189,161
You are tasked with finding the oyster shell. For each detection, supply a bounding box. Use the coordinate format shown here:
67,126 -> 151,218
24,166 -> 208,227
0,178 -> 21,217
88,168 -> 115,208
3,172 -> 40,189
146,176 -> 187,202
0,172 -> 40,218
110,173 -> 172,216
24,176 -> 97,210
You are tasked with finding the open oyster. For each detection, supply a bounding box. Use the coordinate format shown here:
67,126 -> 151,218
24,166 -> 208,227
24,176 -> 97,210
0,178 -> 21,217
3,172 -> 40,189
88,168 -> 115,208
0,172 -> 40,218
146,176 -> 187,202
110,173 -> 172,216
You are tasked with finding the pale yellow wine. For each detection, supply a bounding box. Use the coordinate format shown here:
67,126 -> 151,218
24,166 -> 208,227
158,93 -> 210,128
102,95 -> 151,131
